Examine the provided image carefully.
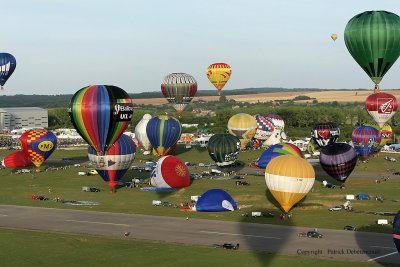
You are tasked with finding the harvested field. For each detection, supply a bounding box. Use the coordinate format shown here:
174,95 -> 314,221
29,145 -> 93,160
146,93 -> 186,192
132,90 -> 400,105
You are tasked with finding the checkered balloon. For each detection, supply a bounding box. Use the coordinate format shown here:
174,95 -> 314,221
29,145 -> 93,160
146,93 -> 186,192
20,129 -> 57,168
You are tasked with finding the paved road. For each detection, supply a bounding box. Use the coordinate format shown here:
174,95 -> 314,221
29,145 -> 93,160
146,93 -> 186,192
0,205 -> 399,264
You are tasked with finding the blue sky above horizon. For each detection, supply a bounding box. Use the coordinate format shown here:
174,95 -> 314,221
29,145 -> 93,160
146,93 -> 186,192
1,0 -> 400,95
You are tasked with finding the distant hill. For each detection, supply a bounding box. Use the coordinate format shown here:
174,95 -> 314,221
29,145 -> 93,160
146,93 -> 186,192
0,87 -> 372,108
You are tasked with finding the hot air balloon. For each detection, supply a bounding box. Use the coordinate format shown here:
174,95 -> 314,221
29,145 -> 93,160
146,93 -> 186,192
227,113 -> 257,150
256,143 -> 303,169
69,85 -> 133,155
150,156 -> 190,188
20,129 -> 57,171
3,151 -> 32,168
134,114 -> 152,151
88,134 -> 136,191
366,122 -> 393,150
253,114 -> 275,141
394,210 -> 400,253
351,125 -> 381,159
331,34 -> 338,41
264,113 -> 284,130
206,63 -> 232,95
265,155 -> 315,213
319,142 -> 357,183
344,11 -> 400,91
196,189 -> 237,212
311,121 -> 340,147
307,138 -> 322,156
161,73 -> 197,118
146,115 -> 182,157
0,53 -> 16,91
365,92 -> 398,129
263,113 -> 286,146
207,134 -> 241,166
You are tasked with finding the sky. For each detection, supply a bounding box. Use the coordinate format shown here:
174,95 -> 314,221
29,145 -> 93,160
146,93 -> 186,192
1,0 -> 400,95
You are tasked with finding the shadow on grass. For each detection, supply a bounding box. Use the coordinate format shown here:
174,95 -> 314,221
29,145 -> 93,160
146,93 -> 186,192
237,189 -> 294,265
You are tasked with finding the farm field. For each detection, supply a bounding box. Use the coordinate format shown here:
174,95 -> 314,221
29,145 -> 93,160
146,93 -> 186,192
132,89 -> 400,105
0,145 -> 398,234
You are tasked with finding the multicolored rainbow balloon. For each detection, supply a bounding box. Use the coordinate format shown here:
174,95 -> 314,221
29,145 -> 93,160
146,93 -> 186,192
69,85 -> 133,155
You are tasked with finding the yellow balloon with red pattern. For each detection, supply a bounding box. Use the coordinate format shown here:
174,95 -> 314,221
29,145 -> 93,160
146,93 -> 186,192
206,63 -> 232,95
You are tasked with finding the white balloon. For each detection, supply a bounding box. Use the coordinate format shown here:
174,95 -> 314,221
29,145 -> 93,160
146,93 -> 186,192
134,114 -> 152,151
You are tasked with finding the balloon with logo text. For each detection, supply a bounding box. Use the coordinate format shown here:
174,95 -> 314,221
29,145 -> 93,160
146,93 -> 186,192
0,53 -> 17,91
311,121 -> 340,148
365,92 -> 398,129
69,85 -> 133,155
20,129 -> 57,171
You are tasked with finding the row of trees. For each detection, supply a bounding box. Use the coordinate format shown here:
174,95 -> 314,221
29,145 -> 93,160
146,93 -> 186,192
48,98 -> 399,143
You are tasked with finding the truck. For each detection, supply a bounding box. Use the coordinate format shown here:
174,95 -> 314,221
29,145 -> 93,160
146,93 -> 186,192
377,219 -> 388,225
78,172 -> 88,176
251,212 -> 262,217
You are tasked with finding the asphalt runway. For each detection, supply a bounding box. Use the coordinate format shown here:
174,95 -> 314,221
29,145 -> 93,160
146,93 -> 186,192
0,205 -> 399,264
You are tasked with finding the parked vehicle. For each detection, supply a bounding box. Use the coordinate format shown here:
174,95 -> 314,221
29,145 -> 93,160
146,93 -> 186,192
329,206 -> 342,211
307,231 -> 323,238
356,193 -> 371,200
89,169 -> 98,175
78,172 -> 88,176
344,225 -> 357,231
212,243 -> 239,250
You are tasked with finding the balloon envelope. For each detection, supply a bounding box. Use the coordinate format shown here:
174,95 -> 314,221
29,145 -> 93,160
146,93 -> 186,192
0,53 -> 16,90
146,115 -> 182,157
344,10 -> 400,85
207,134 -> 241,166
394,210 -> 400,253
3,151 -> 32,168
352,126 -> 381,159
88,134 -> 136,188
253,114 -> 275,140
69,85 -> 133,155
227,113 -> 257,149
307,138 -> 322,156
161,73 -> 197,117
311,121 -> 340,147
150,156 -> 190,188
20,129 -> 57,168
206,63 -> 232,95
331,34 -> 338,41
319,143 -> 357,183
256,143 -> 303,169
196,189 -> 237,212
264,113 -> 284,130
365,92 -> 398,129
366,123 -> 392,150
265,155 -> 315,212
134,114 -> 152,151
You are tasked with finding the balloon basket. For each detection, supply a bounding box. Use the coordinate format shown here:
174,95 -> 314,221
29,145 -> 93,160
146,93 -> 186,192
35,168 -> 40,173
109,188 -> 116,194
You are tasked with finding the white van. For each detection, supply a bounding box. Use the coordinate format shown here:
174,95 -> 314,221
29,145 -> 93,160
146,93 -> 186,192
377,219 -> 388,225
346,195 -> 355,200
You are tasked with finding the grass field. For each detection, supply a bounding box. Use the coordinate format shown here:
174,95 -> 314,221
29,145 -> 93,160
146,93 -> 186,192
0,145 -> 398,234
0,228 -> 394,267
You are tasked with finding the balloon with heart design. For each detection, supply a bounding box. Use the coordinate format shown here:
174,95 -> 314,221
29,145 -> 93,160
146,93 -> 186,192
311,121 -> 340,148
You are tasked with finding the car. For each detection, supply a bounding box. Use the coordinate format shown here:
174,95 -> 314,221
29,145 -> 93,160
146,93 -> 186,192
393,172 -> 400,175
89,187 -> 101,192
161,202 -> 174,207
344,225 -> 357,231
131,166 -> 139,170
329,206 -> 342,211
89,170 -> 98,175
21,169 -> 31,173
356,193 -> 371,200
144,167 -> 152,172
222,243 -> 239,250
307,231 -> 323,238
212,243 -> 239,250
325,183 -> 336,188
190,173 -> 202,180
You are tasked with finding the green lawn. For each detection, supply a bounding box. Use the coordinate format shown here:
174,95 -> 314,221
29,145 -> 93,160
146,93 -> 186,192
0,228 -> 393,267
0,145 -> 398,234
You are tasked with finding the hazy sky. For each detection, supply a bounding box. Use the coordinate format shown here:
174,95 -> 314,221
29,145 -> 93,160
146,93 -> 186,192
2,1 -> 400,95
